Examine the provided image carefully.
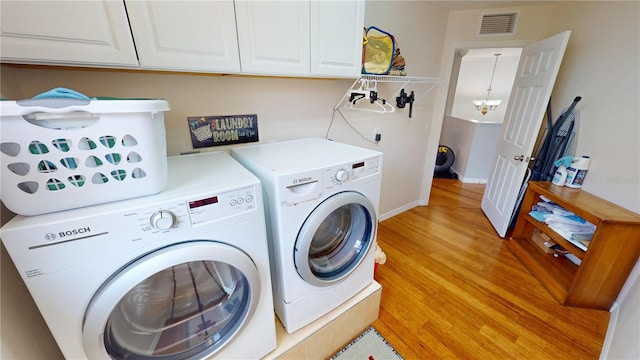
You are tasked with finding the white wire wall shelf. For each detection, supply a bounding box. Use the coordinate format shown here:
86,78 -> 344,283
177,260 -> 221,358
334,75 -> 442,113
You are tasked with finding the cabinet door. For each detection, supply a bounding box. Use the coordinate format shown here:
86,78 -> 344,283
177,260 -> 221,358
235,1 -> 310,76
0,1 -> 138,67
125,1 -> 240,73
310,0 -> 365,78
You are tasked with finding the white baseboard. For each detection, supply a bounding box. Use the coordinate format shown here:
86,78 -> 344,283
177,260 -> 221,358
379,200 -> 421,221
598,259 -> 640,359
459,176 -> 488,184
451,169 -> 488,184
599,304 -> 618,359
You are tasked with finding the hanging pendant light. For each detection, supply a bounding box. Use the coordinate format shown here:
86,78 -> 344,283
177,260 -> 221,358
472,53 -> 502,115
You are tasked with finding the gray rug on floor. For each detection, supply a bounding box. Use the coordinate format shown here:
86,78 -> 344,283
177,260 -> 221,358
329,326 -> 403,360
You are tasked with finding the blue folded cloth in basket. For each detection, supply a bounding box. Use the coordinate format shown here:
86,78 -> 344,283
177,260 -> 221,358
33,87 -> 94,100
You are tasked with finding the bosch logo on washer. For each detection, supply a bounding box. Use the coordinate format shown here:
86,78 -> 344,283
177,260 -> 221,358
293,176 -> 313,185
57,227 -> 91,238
43,227 -> 92,241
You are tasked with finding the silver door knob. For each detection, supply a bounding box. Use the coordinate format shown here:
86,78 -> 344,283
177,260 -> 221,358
514,155 -> 524,161
526,156 -> 536,162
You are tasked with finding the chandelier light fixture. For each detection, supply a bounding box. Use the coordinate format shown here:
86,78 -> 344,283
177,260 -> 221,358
473,53 -> 502,115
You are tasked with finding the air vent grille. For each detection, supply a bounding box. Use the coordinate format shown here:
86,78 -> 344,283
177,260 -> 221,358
479,13 -> 518,35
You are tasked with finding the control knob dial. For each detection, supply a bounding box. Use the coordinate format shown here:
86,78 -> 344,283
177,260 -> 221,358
150,210 -> 177,230
335,169 -> 349,182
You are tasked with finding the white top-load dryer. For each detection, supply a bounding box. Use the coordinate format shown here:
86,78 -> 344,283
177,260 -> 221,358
1,152 -> 276,360
231,138 -> 383,333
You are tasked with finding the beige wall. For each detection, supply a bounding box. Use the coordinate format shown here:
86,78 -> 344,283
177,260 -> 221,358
0,0 -> 449,220
544,1 -> 640,214
542,2 -> 639,359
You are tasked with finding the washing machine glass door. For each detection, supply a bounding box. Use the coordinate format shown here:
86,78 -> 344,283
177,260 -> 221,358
295,191 -> 376,286
83,241 -> 261,360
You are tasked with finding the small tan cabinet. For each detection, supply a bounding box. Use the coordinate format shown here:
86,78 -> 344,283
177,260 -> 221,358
509,181 -> 640,310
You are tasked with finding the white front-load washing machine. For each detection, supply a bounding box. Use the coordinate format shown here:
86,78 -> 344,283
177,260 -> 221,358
231,138 -> 383,334
0,152 -> 276,360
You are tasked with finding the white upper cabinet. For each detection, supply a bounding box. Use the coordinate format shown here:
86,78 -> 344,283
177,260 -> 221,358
235,0 -> 365,78
0,0 -> 365,78
125,1 -> 241,73
310,0 -> 365,77
235,1 -> 311,76
0,1 -> 138,67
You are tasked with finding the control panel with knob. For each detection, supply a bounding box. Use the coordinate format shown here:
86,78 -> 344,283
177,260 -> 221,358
335,169 -> 349,183
150,210 -> 177,230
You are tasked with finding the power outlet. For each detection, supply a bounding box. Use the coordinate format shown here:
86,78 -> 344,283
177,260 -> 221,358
373,128 -> 381,142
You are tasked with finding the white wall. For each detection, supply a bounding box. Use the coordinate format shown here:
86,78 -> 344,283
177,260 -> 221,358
440,116 -> 501,183
451,49 -> 522,123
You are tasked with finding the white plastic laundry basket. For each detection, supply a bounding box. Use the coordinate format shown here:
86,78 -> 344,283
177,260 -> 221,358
0,98 -> 170,216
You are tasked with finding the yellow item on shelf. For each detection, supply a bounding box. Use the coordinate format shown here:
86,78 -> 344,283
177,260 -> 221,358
363,26 -> 394,75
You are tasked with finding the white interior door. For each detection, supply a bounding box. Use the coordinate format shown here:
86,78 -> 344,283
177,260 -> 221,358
481,31 -> 571,237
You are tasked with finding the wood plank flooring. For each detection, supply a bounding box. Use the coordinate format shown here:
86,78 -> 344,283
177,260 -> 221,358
371,179 -> 609,359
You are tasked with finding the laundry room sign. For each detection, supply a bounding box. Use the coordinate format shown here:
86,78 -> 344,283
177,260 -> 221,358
188,114 -> 259,148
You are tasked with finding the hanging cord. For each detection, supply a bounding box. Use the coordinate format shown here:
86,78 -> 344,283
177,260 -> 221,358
325,107 -> 379,145
485,53 -> 501,100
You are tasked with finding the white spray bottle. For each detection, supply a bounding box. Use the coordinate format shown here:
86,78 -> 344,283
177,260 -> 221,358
552,156 -> 573,186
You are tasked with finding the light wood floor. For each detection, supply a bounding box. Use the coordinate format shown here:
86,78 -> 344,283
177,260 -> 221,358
371,178 -> 610,359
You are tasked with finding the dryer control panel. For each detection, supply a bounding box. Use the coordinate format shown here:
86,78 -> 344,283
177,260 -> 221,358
187,186 -> 256,226
325,156 -> 382,188
135,186 -> 257,234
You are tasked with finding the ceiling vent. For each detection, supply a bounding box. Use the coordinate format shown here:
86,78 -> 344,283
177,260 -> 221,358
479,12 -> 518,35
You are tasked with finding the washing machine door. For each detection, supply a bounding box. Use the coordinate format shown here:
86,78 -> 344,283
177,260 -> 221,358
294,191 -> 376,286
82,241 -> 261,360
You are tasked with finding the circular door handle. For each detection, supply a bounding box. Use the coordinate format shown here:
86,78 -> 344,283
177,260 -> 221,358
514,155 -> 524,161
527,156 -> 536,162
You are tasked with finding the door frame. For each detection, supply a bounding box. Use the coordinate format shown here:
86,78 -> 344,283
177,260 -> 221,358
420,39 -> 534,206
441,46 -> 524,182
